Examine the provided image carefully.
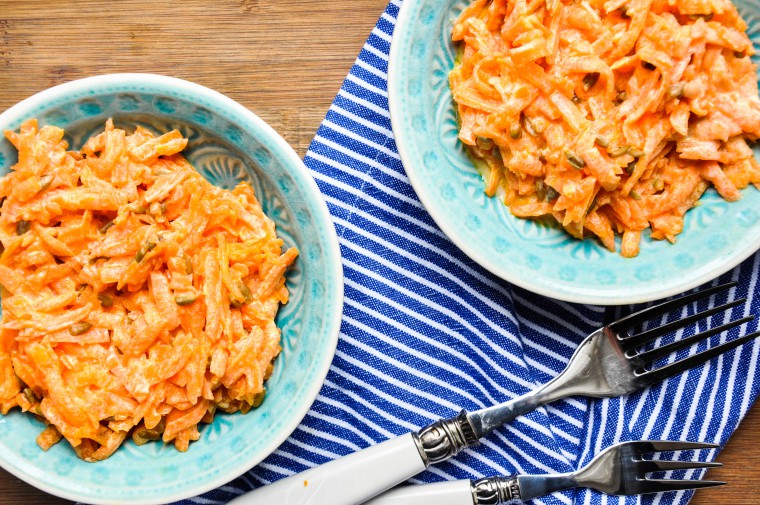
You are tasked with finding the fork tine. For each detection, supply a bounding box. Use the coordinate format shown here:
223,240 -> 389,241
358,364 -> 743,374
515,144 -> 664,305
633,316 -> 754,365
637,479 -> 726,494
609,281 -> 737,332
639,330 -> 760,384
619,299 -> 746,349
637,460 -> 722,473
633,441 -> 720,453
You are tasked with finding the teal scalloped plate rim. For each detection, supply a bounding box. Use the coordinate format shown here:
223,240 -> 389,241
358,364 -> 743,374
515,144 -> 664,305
388,0 -> 760,305
0,74 -> 343,504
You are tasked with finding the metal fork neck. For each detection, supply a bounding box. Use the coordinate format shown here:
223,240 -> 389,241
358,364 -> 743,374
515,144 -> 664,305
468,393 -> 547,439
412,329 -> 635,469
471,475 -> 521,504
469,329 -> 611,439
470,474 -> 577,504
410,372 -> 595,469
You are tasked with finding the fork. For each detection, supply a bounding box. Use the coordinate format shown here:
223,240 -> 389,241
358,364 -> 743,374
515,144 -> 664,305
363,441 -> 724,505
229,282 -> 757,505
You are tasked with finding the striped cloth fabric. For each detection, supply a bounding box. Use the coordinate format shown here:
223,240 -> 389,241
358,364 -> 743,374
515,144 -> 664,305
179,1 -> 760,503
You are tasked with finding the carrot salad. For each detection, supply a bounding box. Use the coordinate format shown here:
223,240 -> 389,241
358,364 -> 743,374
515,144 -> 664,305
0,119 -> 298,461
450,0 -> 760,256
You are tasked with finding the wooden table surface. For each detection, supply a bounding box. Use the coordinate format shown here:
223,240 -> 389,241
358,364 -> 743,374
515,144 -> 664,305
0,1 -> 757,504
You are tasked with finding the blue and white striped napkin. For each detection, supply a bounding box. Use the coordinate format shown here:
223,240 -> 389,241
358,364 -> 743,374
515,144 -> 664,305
181,1 -> 760,503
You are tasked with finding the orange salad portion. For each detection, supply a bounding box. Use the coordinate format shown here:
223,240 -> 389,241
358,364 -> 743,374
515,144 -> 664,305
450,0 -> 760,256
0,119 -> 297,461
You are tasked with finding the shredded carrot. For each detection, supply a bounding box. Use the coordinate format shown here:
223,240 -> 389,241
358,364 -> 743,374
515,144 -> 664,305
450,0 -> 760,256
0,119 -> 298,461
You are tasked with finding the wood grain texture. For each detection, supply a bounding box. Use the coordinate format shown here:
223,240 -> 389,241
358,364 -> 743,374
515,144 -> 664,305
0,1 -> 386,503
0,1 -> 758,504
0,0 -> 387,159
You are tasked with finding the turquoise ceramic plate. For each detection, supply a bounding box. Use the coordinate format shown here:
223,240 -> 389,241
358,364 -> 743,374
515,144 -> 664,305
0,74 -> 343,504
388,0 -> 760,305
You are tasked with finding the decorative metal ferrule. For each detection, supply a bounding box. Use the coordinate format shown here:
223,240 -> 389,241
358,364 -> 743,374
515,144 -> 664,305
471,476 -> 521,505
412,410 -> 479,466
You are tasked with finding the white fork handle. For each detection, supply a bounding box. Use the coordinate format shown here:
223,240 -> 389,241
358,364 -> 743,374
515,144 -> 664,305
364,480 -> 473,505
228,433 -> 426,505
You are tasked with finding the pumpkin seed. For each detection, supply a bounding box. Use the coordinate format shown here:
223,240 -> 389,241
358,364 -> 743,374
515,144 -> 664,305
38,174 -> 53,191
22,388 -> 38,404
608,145 -> 629,158
594,136 -> 610,148
174,293 -> 198,306
97,293 -> 114,308
98,220 -> 115,234
583,73 -> 600,91
565,150 -> 586,170
545,186 -> 559,201
16,220 -> 30,236
69,322 -> 92,336
625,160 -> 638,174
509,122 -> 522,139
667,83 -> 684,98
476,136 -> 494,150
135,240 -> 156,263
240,282 -> 253,304
689,12 -> 713,20
252,390 -> 266,408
